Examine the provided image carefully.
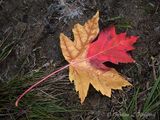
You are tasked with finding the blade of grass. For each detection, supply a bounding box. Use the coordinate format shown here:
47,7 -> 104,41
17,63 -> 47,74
0,41 -> 14,63
143,76 -> 160,112
146,101 -> 160,113
144,91 -> 160,112
121,88 -> 140,120
116,23 -> 132,29
127,87 -> 140,113
107,16 -> 122,21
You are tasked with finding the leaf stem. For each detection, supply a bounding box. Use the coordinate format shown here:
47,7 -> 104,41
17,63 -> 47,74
15,64 -> 69,107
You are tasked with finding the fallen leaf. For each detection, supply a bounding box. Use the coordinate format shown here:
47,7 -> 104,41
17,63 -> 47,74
60,11 -> 135,103
15,11 -> 137,107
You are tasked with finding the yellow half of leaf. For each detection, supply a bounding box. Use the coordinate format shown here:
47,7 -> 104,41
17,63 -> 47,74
60,11 -> 132,103
69,59 -> 132,103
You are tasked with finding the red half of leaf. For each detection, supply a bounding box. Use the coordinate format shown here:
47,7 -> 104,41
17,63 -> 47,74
87,26 -> 138,69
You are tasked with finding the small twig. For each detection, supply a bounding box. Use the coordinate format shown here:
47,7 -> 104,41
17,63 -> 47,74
154,3 -> 159,14
5,106 -> 15,120
0,28 -> 12,48
151,57 -> 157,80
38,89 -> 57,99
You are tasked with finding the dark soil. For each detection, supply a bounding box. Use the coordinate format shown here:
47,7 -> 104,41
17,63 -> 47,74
0,0 -> 160,120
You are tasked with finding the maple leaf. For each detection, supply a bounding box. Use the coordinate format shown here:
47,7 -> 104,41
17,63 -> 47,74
15,11 -> 137,107
60,11 -> 135,103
